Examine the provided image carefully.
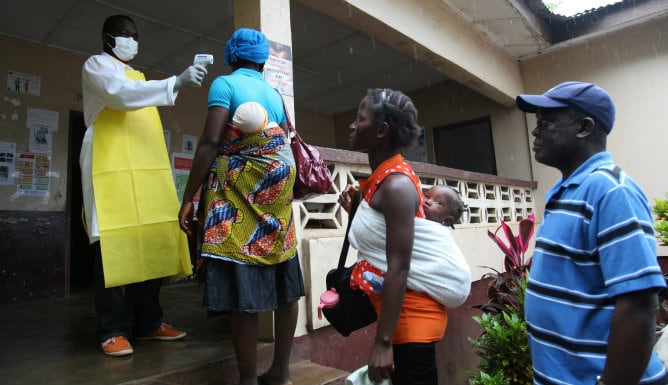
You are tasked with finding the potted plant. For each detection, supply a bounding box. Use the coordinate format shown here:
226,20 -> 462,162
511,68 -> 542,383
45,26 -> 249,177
468,214 -> 535,385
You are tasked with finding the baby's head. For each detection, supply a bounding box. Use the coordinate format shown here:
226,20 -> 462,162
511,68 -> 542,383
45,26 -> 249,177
227,101 -> 270,138
423,185 -> 466,228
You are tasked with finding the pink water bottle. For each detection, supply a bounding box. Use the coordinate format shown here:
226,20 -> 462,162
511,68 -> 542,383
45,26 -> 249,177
318,288 -> 339,319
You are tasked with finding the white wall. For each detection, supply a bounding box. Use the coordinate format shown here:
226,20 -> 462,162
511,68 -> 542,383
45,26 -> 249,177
331,80 -> 534,181
0,35 -> 209,212
520,16 -> 668,254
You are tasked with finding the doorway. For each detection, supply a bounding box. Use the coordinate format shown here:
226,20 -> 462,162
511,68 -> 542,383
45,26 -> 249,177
67,111 -> 93,292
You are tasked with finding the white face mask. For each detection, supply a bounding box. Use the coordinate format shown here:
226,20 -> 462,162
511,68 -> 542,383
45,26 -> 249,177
108,35 -> 138,61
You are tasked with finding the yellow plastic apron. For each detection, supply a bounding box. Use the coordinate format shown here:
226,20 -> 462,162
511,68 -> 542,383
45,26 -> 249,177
92,69 -> 191,288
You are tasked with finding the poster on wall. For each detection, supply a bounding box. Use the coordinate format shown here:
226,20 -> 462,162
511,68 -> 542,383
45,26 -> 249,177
6,70 -> 41,96
172,152 -> 193,203
182,135 -> 197,154
265,40 -> 294,97
28,125 -> 52,153
171,152 -> 201,211
16,153 -> 50,196
27,107 -> 58,154
0,141 -> 16,185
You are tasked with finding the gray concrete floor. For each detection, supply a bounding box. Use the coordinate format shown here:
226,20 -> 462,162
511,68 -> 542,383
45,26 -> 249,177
0,282 -> 236,385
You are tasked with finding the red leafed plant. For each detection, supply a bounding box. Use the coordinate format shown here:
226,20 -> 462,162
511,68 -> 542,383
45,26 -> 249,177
476,213 -> 536,316
468,214 -> 536,385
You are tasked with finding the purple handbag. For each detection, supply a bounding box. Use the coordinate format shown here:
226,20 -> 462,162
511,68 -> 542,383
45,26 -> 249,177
279,96 -> 333,200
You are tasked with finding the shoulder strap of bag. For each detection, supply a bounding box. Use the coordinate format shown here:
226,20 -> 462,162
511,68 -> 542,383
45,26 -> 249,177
275,89 -> 296,137
336,191 -> 361,272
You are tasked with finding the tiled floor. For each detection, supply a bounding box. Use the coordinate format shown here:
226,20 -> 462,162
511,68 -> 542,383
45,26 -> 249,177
0,283 -> 236,385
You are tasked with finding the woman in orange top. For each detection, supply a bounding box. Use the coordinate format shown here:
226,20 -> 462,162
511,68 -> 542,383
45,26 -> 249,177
341,88 -> 447,385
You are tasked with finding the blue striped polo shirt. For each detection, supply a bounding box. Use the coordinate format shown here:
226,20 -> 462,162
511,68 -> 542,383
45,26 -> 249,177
525,151 -> 666,385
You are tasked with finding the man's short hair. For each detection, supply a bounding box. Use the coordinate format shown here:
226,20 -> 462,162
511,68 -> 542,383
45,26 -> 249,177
102,15 -> 135,35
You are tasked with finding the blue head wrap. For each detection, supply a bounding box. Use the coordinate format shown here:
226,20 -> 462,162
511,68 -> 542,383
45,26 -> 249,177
224,28 -> 270,65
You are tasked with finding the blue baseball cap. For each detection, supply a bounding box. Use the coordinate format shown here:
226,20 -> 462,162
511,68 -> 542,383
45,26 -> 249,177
516,81 -> 615,134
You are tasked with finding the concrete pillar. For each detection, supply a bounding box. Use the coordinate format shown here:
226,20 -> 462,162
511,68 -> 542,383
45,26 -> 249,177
234,0 -> 296,125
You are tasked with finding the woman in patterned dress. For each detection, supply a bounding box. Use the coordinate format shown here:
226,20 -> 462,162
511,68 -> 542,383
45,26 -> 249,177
178,28 -> 303,385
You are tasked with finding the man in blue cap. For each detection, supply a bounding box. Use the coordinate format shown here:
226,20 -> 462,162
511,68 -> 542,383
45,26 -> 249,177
518,81 -> 667,385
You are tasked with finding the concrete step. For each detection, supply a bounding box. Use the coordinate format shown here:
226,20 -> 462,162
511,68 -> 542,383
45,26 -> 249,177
117,318 -> 355,385
290,360 -> 349,385
123,352 -> 349,385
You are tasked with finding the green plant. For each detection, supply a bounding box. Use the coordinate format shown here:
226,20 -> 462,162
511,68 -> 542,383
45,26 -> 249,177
543,1 -> 562,13
653,194 -> 668,329
468,308 -> 532,385
468,370 -> 509,385
476,214 -> 535,317
653,194 -> 668,246
469,215 -> 535,385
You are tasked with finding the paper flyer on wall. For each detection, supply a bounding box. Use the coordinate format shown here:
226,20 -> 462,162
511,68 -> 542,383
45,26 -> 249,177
265,40 -> 294,97
27,107 -> 58,154
0,141 -> 16,185
7,70 -> 41,96
171,152 -> 201,211
182,135 -> 197,154
172,152 -> 193,203
16,153 -> 50,196
28,125 -> 52,153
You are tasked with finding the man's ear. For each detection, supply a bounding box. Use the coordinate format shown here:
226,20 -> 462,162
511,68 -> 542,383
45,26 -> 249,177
102,33 -> 114,49
576,116 -> 596,138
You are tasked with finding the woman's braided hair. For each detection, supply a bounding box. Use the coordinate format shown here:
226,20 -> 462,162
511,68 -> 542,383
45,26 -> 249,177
367,88 -> 422,150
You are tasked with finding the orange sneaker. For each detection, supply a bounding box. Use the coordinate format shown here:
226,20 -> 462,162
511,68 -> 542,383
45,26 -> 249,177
138,323 -> 186,341
100,336 -> 133,356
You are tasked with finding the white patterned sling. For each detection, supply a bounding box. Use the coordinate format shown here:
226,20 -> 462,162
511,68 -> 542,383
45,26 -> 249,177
349,200 -> 472,308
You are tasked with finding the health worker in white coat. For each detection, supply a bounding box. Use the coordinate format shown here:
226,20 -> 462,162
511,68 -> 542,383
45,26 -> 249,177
80,14 -> 206,357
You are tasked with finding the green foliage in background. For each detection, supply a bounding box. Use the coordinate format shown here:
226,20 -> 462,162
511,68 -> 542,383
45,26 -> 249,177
654,194 -> 668,246
543,1 -> 561,12
468,278 -> 532,385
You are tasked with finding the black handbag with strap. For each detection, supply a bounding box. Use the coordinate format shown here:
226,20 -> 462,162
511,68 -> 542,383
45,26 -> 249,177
321,192 -> 377,336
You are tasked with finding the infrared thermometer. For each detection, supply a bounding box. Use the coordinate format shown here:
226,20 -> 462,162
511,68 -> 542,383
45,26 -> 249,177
193,54 -> 214,67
